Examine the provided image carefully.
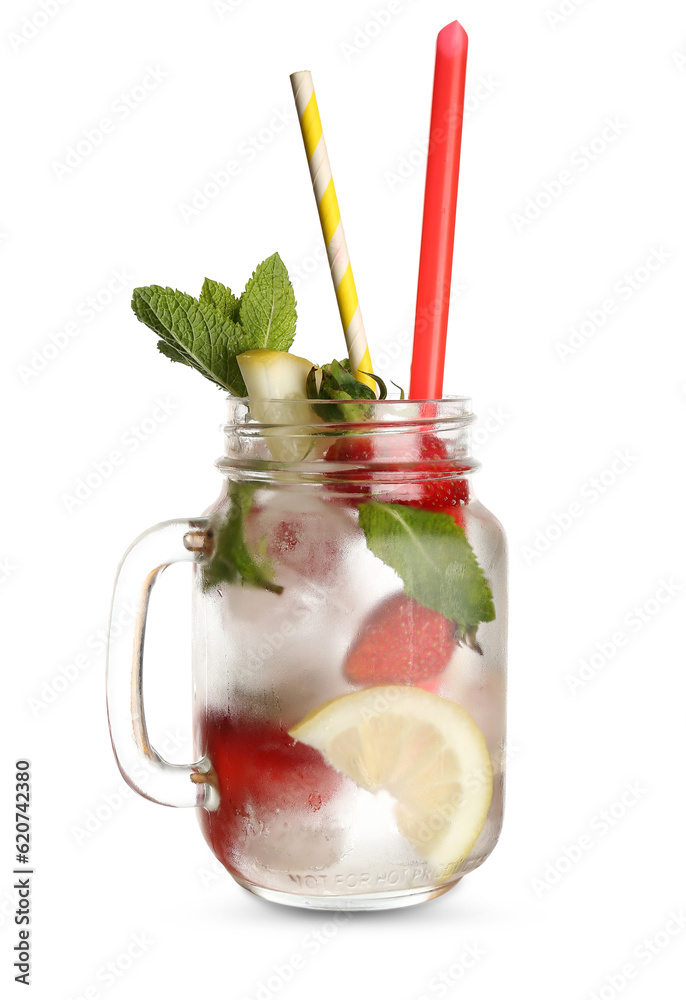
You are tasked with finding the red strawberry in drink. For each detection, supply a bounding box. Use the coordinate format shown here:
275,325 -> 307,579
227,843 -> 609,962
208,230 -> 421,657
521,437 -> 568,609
389,434 -> 469,510
324,432 -> 469,510
322,433 -> 374,507
244,494 -> 355,582
344,592 -> 456,685
198,715 -> 345,873
205,717 -> 341,819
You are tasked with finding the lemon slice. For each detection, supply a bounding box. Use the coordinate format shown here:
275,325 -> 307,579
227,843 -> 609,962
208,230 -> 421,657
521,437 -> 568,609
290,685 -> 493,870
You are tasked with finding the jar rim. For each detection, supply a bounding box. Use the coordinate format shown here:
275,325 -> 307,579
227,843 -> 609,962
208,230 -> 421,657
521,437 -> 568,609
223,395 -> 474,431
217,395 -> 478,480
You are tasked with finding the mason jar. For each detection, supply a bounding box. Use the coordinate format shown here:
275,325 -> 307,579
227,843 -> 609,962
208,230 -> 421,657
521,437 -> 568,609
107,397 -> 507,911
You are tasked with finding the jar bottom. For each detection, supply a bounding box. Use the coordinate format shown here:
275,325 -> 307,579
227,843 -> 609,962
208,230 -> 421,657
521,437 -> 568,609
233,876 -> 461,911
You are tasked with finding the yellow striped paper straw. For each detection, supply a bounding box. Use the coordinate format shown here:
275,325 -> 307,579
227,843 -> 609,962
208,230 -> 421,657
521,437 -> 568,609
290,70 -> 375,392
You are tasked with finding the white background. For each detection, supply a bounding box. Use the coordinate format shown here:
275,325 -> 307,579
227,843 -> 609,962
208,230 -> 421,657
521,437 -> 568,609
2,0 -> 686,997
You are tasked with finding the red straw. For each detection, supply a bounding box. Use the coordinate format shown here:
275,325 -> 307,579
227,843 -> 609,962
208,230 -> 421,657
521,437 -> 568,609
409,21 -> 468,400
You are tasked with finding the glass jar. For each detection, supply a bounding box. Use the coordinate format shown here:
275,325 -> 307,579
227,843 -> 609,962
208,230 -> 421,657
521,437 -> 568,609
107,397 -> 507,911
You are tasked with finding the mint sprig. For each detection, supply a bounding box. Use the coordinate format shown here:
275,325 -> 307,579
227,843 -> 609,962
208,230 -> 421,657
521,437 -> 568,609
131,252 -> 297,396
203,482 -> 283,594
358,501 -> 495,646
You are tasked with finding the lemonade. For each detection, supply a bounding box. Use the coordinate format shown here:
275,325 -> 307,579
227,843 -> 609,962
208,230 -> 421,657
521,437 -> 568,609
187,398 -> 507,907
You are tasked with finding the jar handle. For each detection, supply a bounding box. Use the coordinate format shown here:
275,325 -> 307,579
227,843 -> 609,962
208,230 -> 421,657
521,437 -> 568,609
106,518 -> 218,811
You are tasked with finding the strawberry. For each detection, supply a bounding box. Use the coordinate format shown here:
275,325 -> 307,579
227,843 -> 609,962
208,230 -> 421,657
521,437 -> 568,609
206,716 -> 341,813
322,433 -> 374,507
389,434 -> 470,510
324,432 -> 375,466
243,498 -> 355,582
344,592 -> 456,685
199,716 -> 343,863
324,432 -> 469,510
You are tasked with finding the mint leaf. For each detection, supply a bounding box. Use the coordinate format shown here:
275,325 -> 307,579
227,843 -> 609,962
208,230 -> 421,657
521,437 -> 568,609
132,285 -> 248,395
157,340 -> 192,367
239,252 -> 297,352
203,482 -> 283,594
200,278 -> 240,322
358,502 -> 495,638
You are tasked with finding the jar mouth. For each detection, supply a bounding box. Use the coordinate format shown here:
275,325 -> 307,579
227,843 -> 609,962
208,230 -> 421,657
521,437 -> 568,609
217,396 -> 479,482
222,395 -> 474,431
